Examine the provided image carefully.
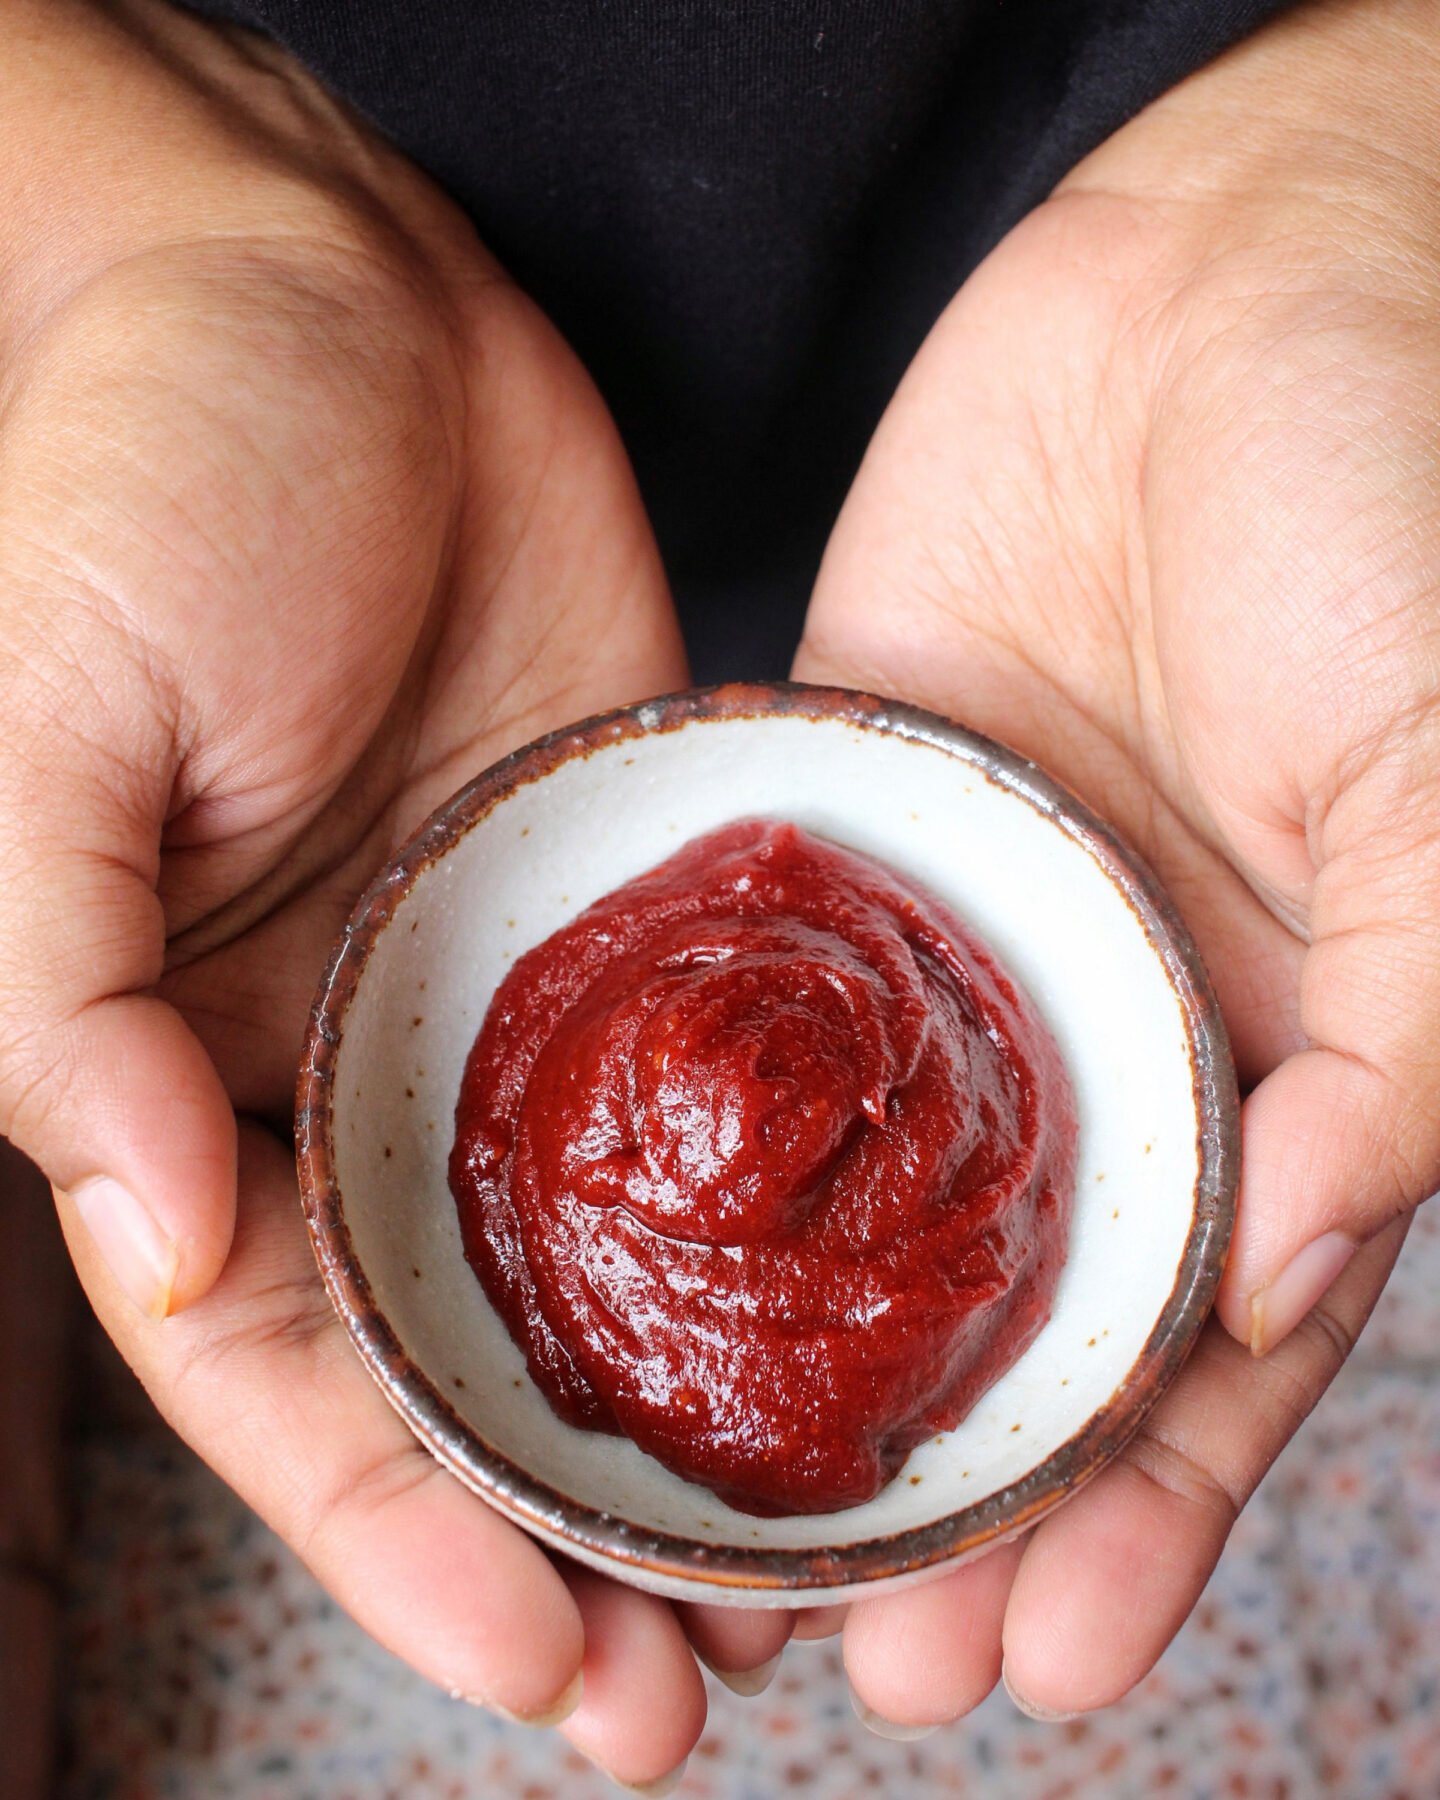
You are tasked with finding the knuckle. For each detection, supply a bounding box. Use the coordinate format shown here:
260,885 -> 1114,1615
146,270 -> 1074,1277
298,1441 -> 444,1566
1248,1305 -> 1353,1448
167,1273 -> 338,1401
1386,1106 -> 1440,1216
0,1029 -> 74,1152
1127,1425 -> 1243,1531
1293,1297 -> 1360,1376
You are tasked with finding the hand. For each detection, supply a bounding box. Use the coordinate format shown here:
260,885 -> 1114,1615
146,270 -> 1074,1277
796,0 -> 1439,1727
0,3 -> 789,1782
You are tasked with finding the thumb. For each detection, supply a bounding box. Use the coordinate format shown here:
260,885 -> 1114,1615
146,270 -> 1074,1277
0,611 -> 235,1318
1216,749 -> 1440,1354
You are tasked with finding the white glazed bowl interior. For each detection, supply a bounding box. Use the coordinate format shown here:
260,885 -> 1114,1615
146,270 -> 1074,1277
320,701 -> 1225,1603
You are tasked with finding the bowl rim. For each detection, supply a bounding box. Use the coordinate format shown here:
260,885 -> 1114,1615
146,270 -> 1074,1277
296,680 -> 1239,1593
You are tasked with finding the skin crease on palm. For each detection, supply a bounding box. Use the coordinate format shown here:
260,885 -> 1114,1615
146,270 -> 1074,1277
0,0 -> 1437,1784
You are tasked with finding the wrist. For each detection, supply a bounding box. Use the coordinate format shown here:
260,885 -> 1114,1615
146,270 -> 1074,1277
1059,0 -> 1440,276
0,1 -> 397,349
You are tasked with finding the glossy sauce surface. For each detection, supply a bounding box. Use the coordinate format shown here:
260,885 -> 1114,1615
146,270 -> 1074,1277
449,819 -> 1076,1515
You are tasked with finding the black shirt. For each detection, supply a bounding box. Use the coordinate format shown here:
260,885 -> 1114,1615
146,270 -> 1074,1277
182,1 -> 1293,677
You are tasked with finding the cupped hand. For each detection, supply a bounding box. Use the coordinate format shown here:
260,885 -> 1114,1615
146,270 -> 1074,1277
0,2 -> 792,1782
796,0 -> 1440,1729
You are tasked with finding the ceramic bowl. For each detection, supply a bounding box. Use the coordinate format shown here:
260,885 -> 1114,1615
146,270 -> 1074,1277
296,682 -> 1238,1607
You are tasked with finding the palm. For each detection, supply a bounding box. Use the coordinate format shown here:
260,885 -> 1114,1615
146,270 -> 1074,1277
797,104 -> 1437,1715
799,188 -> 1313,1085
135,273 -> 681,1126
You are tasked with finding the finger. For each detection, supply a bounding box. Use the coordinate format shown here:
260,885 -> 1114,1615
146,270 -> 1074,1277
560,1571 -> 707,1792
1216,780 -> 1440,1352
1001,1218 -> 1405,1716
790,1603 -> 849,1641
844,1538 -> 1021,1736
0,607 -> 235,1317
58,1121 -> 584,1720
674,1600 -> 794,1696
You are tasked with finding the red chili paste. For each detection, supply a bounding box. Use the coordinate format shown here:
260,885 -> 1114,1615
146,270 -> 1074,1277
449,818 -> 1075,1515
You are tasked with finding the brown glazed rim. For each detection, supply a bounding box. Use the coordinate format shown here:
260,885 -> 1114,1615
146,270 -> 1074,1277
296,681 -> 1239,1593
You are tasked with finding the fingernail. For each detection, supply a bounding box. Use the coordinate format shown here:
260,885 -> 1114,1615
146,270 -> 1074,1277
70,1177 -> 178,1319
848,1684 -> 939,1740
1249,1231 -> 1357,1357
609,1756 -> 688,1796
700,1650 -> 782,1697
509,1666 -> 585,1727
1002,1662 -> 1079,1722
466,1668 -> 583,1727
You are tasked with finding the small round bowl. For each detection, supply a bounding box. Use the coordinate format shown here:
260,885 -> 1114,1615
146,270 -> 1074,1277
296,682 -> 1237,1608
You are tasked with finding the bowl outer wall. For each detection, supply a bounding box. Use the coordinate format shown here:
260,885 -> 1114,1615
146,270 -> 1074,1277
295,681 -> 1239,1606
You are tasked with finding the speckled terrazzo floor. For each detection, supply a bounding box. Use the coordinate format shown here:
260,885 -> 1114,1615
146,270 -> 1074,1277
59,1208 -> 1440,1800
